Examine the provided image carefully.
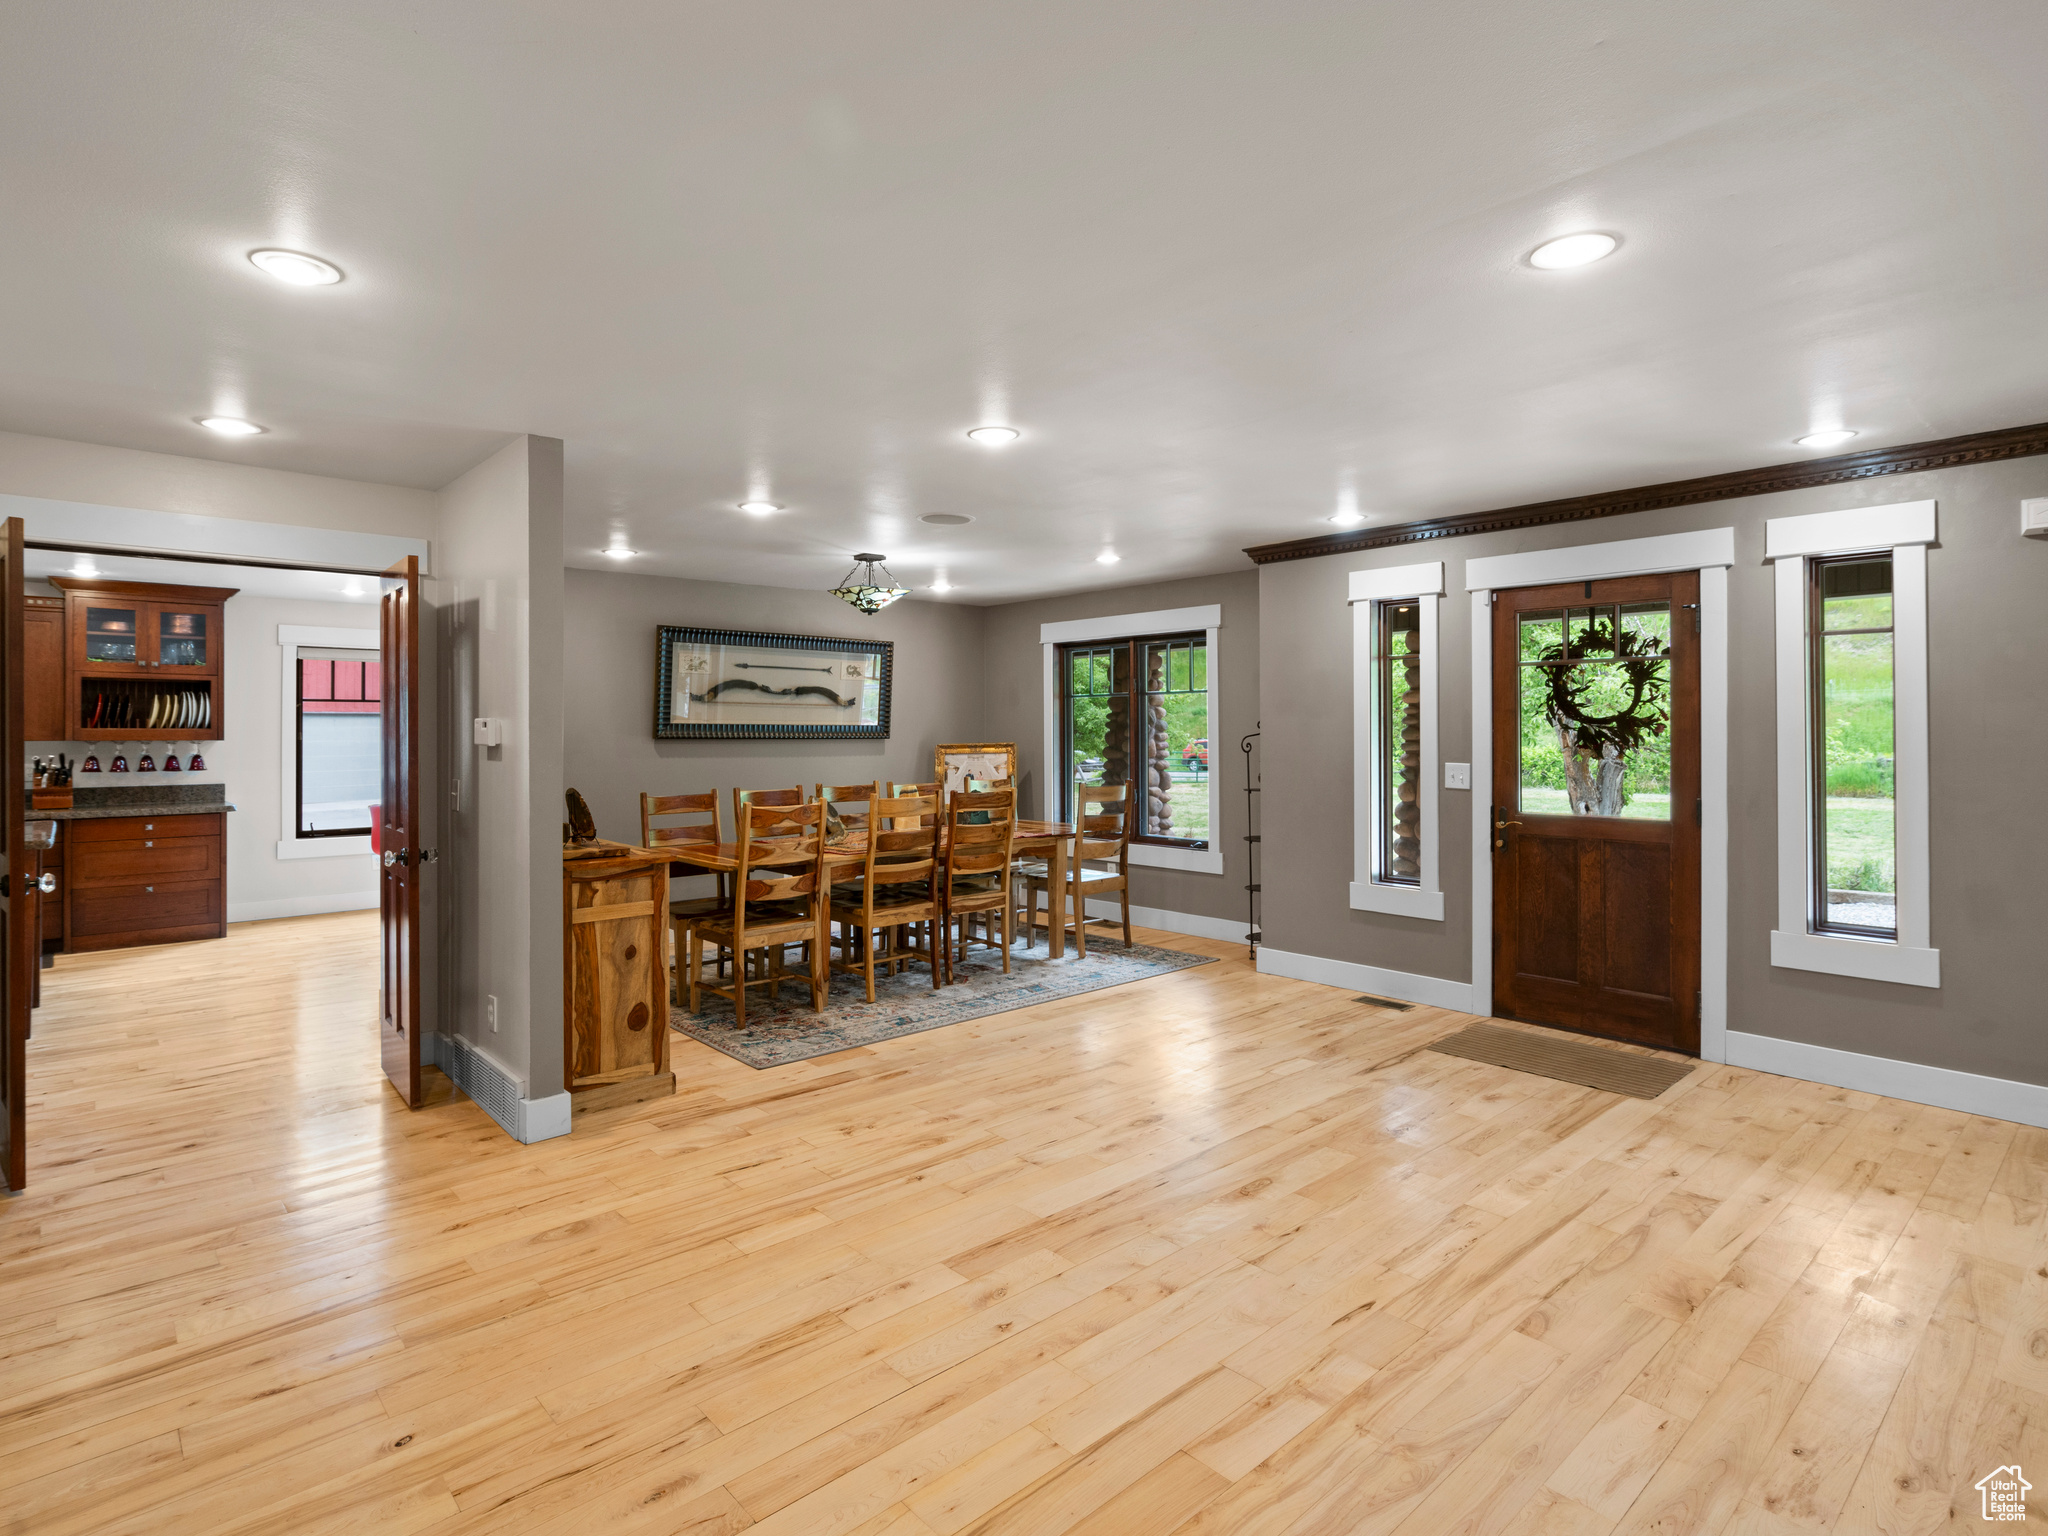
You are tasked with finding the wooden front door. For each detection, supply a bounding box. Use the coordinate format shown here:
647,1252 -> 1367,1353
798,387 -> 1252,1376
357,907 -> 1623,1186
379,556 -> 422,1107
2,518 -> 28,1189
1491,570 -> 1700,1053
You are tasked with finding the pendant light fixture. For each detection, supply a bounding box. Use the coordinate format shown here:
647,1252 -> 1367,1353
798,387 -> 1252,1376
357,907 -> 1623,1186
830,553 -> 909,615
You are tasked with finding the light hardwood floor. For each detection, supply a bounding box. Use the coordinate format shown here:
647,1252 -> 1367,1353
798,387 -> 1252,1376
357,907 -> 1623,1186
3,911 -> 2044,1534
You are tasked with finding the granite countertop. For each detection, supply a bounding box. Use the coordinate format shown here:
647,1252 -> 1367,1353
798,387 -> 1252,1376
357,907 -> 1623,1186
41,801 -> 237,821
28,785 -> 236,822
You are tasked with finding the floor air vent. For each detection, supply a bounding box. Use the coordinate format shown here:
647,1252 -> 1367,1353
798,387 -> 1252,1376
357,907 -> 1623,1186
440,1033 -> 524,1140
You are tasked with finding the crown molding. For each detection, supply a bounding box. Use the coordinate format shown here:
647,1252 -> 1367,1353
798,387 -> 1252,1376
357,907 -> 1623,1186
1242,419 -> 2048,567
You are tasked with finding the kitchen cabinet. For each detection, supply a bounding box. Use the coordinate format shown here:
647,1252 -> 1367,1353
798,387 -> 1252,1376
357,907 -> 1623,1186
47,578 -> 236,740
64,812 -> 226,951
25,595 -> 64,741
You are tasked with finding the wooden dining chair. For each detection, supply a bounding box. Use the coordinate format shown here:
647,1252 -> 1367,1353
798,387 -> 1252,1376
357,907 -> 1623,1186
1020,782 -> 1131,956
941,787 -> 1016,981
640,790 -> 728,996
688,801 -> 827,1025
829,793 -> 942,1000
888,782 -> 942,826
733,784 -> 804,827
816,781 -> 880,835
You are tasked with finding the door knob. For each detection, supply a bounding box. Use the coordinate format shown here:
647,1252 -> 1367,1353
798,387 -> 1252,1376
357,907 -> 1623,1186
36,873 -> 55,893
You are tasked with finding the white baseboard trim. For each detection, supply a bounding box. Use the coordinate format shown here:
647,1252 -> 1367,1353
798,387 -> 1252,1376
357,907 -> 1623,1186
520,1092 -> 574,1143
1726,1029 -> 2048,1130
227,890 -> 379,924
1071,896 -> 1244,944
1255,947 -> 1476,1013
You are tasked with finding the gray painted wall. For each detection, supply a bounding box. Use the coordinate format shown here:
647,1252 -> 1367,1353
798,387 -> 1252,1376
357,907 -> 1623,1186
562,569 -> 989,906
981,569 -> 1259,926
1259,456 -> 2048,1086
436,435 -> 562,1099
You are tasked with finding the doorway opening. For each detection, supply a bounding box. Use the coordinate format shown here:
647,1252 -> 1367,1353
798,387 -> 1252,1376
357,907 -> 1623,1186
8,527 -> 425,1190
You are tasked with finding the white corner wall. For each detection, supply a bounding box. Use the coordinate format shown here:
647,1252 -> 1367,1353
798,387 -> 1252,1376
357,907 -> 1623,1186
434,435 -> 566,1128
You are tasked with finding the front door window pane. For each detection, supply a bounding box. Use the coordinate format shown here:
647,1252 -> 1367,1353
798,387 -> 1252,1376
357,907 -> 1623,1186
1518,602 -> 1673,819
1815,556 -> 1896,936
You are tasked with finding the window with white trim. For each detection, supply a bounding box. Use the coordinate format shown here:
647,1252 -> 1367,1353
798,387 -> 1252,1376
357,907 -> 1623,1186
1039,604 -> 1223,875
1768,501 -> 1939,987
1351,562 -> 1444,921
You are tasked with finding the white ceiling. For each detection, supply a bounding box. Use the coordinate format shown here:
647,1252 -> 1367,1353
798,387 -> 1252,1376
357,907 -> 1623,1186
2,2 -> 2045,603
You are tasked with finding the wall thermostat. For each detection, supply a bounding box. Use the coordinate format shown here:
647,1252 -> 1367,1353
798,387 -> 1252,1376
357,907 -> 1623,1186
472,717 -> 503,747
2024,498 -> 2048,539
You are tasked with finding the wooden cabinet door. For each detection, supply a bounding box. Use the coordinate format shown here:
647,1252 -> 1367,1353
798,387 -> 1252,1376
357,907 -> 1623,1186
73,596 -> 146,674
24,597 -> 63,741
149,602 -> 220,676
2,518 -> 29,1190
379,556 -> 422,1109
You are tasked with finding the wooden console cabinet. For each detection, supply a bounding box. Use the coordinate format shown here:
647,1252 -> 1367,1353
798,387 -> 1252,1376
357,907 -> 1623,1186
65,813 -> 227,952
563,842 -> 676,1114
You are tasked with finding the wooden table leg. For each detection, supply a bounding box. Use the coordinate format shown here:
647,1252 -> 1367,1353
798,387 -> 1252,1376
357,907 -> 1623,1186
1047,837 -> 1068,960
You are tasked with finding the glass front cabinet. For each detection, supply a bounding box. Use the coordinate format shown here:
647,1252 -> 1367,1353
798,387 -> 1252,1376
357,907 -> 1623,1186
49,579 -> 238,740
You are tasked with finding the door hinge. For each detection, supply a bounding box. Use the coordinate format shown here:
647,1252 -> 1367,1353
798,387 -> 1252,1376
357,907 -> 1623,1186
1695,798 -> 1702,825
1695,990 -> 1702,1020
1683,602 -> 1700,634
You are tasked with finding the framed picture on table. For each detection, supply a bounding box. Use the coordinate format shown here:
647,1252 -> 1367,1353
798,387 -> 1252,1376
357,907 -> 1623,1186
654,626 -> 892,739
935,742 -> 1016,798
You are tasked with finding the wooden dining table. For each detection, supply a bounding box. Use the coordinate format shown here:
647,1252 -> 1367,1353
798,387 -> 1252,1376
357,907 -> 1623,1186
661,819 -> 1079,964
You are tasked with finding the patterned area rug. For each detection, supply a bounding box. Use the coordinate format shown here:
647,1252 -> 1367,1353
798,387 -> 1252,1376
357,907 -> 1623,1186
672,934 -> 1218,1068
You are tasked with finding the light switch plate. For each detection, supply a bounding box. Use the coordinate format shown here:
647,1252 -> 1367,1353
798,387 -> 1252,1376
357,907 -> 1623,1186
2023,498 -> 2048,538
1443,762 -> 1472,790
472,717 -> 503,747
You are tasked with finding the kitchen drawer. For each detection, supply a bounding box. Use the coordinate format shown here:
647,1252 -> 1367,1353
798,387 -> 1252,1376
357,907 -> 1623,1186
72,813 -> 223,844
69,879 -> 222,945
72,836 -> 222,889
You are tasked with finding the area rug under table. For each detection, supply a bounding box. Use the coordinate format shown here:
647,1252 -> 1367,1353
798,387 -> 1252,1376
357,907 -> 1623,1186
672,934 -> 1217,1068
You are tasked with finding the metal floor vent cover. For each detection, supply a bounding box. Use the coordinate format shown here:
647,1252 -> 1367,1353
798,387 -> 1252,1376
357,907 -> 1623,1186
441,1034 -> 524,1138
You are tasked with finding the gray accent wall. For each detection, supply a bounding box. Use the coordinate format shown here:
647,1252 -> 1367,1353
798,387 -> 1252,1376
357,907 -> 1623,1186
562,569 -> 989,892
1259,457 -> 2048,1087
981,570 -> 1259,927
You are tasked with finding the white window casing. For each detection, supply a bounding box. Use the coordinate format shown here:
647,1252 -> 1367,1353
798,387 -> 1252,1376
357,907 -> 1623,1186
1767,500 -> 1939,988
1039,604 -> 1224,874
277,623 -> 380,860
1350,563 -> 1445,920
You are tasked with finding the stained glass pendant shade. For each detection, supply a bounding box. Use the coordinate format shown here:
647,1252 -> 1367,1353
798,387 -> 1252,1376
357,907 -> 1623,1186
830,553 -> 909,615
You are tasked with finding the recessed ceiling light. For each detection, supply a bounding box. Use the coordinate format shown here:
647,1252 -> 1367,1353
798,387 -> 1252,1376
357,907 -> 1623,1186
920,513 -> 974,526
1527,232 -> 1619,270
248,249 -> 344,286
1328,510 -> 1367,526
930,579 -> 953,593
1795,429 -> 1859,449
1096,551 -> 1121,565
602,546 -> 638,559
966,425 -> 1020,446
738,500 -> 782,515
198,416 -> 265,436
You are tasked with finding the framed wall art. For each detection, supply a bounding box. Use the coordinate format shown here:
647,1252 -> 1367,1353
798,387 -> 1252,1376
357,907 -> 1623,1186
654,626 -> 893,739
935,742 -> 1016,795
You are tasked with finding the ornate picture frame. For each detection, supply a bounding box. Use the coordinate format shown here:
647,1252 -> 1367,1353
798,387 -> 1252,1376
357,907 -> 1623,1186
935,742 -> 1016,796
654,626 -> 893,739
